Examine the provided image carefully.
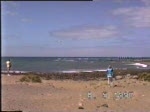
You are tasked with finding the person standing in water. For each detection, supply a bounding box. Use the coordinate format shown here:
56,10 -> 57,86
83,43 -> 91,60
6,59 -> 12,76
106,65 -> 114,87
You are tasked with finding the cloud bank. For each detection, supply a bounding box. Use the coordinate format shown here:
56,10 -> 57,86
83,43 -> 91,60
50,26 -> 120,40
141,0 -> 150,6
113,6 -> 150,28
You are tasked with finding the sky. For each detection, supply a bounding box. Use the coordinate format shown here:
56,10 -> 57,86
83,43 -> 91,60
1,0 -> 150,57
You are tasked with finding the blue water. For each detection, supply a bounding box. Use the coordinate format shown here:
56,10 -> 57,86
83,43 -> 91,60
1,57 -> 150,73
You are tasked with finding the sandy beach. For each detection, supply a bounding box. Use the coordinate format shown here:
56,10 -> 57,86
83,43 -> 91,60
1,74 -> 150,112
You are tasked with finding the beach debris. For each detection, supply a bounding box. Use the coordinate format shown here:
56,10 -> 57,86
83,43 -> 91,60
116,75 -> 123,80
101,104 -> 109,108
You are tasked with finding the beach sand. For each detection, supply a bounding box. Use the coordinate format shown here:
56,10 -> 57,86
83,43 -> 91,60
1,74 -> 150,112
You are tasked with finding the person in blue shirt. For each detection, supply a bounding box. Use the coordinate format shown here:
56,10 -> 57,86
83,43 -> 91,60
106,65 -> 114,86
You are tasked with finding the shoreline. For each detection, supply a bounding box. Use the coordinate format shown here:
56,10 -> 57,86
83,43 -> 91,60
1,67 -> 149,74
2,68 -> 150,74
2,69 -> 150,81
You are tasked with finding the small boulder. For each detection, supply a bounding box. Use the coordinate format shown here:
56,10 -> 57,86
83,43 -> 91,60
132,75 -> 138,79
78,106 -> 84,109
126,74 -> 132,78
101,104 -> 109,108
126,74 -> 131,77
78,102 -> 84,109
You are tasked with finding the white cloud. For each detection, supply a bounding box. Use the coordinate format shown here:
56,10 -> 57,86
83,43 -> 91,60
50,26 -> 119,40
2,1 -> 19,9
141,0 -> 150,6
2,10 -> 18,16
113,6 -> 150,28
1,1 -> 19,16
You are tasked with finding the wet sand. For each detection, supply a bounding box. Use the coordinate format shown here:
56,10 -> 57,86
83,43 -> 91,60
1,74 -> 150,112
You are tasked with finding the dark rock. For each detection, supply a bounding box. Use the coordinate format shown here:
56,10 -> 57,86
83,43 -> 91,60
114,85 -> 117,87
101,104 -> 109,108
78,106 -> 84,109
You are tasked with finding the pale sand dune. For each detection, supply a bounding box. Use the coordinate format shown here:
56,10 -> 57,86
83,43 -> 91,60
1,75 -> 150,112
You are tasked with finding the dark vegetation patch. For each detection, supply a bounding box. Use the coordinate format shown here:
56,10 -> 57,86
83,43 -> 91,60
20,69 -> 150,81
138,72 -> 150,82
20,74 -> 42,83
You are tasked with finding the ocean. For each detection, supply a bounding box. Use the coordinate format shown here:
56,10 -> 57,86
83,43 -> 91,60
1,57 -> 150,73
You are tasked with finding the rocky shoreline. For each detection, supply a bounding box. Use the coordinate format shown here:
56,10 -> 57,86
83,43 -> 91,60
2,69 -> 150,81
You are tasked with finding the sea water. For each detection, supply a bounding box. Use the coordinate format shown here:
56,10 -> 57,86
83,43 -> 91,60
1,57 -> 150,73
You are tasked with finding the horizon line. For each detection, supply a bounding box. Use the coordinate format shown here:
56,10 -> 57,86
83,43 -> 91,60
2,56 -> 150,58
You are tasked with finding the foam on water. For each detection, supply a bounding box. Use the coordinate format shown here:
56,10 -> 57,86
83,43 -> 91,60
61,69 -> 107,73
61,70 -> 80,73
94,69 -> 107,72
127,63 -> 148,68
2,70 -> 29,74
